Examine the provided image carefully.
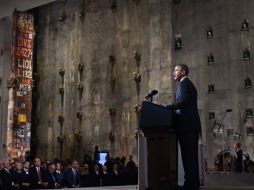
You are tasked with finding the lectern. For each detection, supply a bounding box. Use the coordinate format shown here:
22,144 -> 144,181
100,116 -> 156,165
140,101 -> 177,190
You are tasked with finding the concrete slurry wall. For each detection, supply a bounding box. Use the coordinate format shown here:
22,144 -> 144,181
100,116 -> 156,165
35,0 -> 173,162
0,17 -> 12,160
172,0 -> 254,168
3,0 -> 253,169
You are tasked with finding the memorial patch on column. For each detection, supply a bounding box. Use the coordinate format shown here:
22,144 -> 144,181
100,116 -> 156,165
8,10 -> 35,160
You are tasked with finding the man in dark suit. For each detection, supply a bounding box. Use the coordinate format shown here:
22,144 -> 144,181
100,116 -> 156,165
167,64 -> 201,190
21,161 -> 30,190
0,160 -> 14,190
65,160 -> 80,188
29,158 -> 48,189
55,163 -> 63,187
46,163 -> 60,189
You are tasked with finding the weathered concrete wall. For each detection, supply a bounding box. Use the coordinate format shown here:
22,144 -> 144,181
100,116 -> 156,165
0,17 -> 12,160
172,0 -> 254,168
35,0 -> 173,162
2,0 -> 253,170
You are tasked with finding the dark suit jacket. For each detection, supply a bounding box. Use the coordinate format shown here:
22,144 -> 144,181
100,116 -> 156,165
65,168 -> 80,188
46,171 -> 58,189
55,171 -> 63,187
29,166 -> 47,189
11,169 -> 23,187
0,169 -> 13,190
170,77 -> 201,134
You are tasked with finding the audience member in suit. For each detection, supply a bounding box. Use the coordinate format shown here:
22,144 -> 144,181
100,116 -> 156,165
167,64 -> 201,190
125,155 -> 138,185
104,154 -> 112,173
0,160 -> 14,190
29,158 -> 48,189
110,162 -> 121,186
21,161 -> 30,190
46,163 -> 60,189
126,155 -> 137,174
234,142 -> 243,172
55,163 -> 63,187
90,163 -> 101,187
65,160 -> 80,188
11,162 -> 24,190
101,165 -> 111,186
79,163 -> 91,187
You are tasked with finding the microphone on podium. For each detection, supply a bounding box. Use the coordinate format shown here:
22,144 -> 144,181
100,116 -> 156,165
145,90 -> 158,102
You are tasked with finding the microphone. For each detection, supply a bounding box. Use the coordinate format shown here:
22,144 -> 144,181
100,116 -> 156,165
150,90 -> 158,96
145,90 -> 158,102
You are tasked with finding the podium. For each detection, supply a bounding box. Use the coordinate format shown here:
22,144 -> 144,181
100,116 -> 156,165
140,101 -> 177,190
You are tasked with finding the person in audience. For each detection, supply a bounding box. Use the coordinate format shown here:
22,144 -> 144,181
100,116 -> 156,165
21,161 -> 30,190
0,153 -> 139,188
90,163 -> 101,187
214,155 -> 221,171
0,160 -> 14,190
80,163 -> 91,187
111,162 -> 121,186
102,165 -> 108,175
104,154 -> 112,172
29,157 -> 48,189
234,142 -> 243,172
125,155 -> 138,185
55,162 -> 63,187
11,161 -> 24,190
65,160 -> 80,188
46,163 -> 60,189
101,165 -> 111,186
126,155 -> 137,174
112,162 -> 120,176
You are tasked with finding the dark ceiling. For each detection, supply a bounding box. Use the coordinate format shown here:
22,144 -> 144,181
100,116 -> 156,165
0,0 -> 56,19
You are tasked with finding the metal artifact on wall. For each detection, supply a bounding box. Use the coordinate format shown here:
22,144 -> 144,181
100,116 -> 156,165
175,34 -> 182,50
208,84 -> 215,94
242,19 -> 249,31
207,54 -> 214,65
243,49 -> 250,61
244,77 -> 252,89
207,27 -> 213,38
7,10 -> 35,160
247,126 -> 254,136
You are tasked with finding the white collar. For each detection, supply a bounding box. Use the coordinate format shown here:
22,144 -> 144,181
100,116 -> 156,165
180,76 -> 187,82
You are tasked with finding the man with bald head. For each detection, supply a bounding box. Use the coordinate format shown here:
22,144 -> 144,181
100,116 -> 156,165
167,64 -> 201,190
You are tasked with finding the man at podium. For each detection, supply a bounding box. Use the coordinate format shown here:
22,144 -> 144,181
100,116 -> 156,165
167,64 -> 201,190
